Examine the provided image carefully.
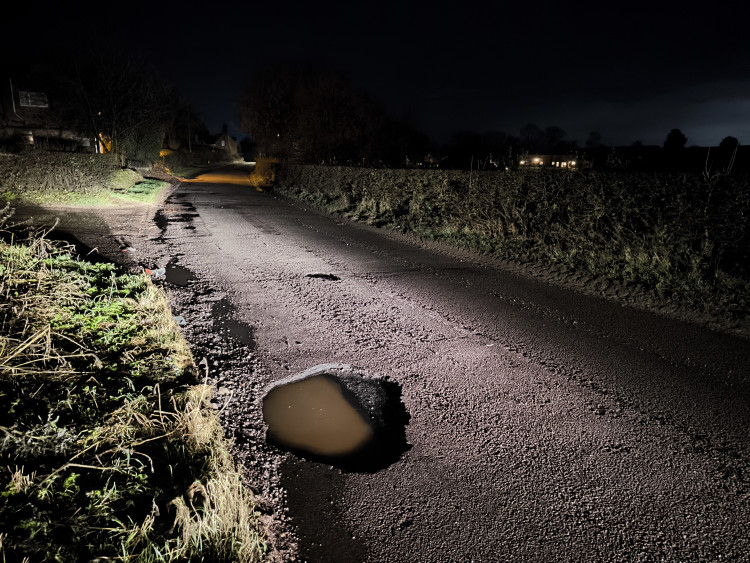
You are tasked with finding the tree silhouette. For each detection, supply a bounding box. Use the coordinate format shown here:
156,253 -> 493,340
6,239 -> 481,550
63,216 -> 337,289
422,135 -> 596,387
240,61 -> 425,165
663,128 -> 687,151
25,49 -> 178,164
719,136 -> 739,152
715,136 -> 740,173
543,126 -> 567,152
519,123 -> 542,152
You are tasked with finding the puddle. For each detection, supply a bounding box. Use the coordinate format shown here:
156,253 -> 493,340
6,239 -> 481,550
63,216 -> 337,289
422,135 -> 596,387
264,374 -> 375,456
211,299 -> 255,348
263,364 -> 410,471
153,209 -> 168,234
164,263 -> 197,286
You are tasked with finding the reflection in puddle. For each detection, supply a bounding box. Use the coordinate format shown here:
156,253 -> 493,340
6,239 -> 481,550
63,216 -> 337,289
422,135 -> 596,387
263,365 -> 411,471
180,171 -> 253,185
263,374 -> 375,456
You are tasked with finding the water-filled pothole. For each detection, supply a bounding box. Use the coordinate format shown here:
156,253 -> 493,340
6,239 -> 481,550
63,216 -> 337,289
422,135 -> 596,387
164,263 -> 197,286
153,209 -> 168,235
265,374 -> 374,455
263,364 -> 410,471
211,299 -> 255,348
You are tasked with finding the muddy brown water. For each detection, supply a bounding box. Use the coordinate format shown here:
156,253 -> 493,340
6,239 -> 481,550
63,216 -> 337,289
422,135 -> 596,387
263,374 -> 375,457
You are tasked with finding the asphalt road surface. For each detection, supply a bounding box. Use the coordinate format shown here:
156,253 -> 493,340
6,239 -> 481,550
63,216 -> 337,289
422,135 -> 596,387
27,169 -> 750,562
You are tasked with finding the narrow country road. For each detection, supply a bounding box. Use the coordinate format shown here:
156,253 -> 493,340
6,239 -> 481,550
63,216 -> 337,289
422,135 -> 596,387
154,170 -> 750,562
30,168 -> 748,562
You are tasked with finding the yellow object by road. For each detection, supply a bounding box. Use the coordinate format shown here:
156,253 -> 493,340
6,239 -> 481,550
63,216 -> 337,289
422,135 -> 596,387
179,170 -> 254,186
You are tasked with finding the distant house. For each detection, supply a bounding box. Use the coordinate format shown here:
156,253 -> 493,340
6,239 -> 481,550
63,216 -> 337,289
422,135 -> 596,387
519,155 -> 581,169
213,132 -> 239,158
0,77 -> 93,151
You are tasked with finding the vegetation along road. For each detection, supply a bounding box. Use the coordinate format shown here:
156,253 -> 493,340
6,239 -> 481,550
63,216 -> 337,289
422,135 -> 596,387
145,168 -> 749,562
16,166 -> 749,561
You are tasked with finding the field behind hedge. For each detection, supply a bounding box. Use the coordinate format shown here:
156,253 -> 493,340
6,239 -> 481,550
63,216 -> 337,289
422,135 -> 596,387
276,165 -> 750,317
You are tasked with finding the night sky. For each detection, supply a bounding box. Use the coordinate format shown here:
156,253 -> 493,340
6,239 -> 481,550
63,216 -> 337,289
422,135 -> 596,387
5,0 -> 750,147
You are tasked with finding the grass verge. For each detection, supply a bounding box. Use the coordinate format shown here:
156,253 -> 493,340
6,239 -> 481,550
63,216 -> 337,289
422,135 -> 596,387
0,210 -> 266,561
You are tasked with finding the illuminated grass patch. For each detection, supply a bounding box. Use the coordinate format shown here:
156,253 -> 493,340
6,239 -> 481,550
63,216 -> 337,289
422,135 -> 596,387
0,218 -> 266,561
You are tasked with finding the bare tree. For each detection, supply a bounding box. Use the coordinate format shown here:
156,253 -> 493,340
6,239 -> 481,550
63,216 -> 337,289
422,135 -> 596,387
240,61 -> 426,165
68,50 -> 178,165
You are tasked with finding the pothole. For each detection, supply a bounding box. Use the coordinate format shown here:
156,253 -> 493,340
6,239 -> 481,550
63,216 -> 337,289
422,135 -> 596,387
306,273 -> 340,281
169,212 -> 199,222
262,364 -> 410,471
153,209 -> 168,234
211,298 -> 255,348
164,261 -> 197,287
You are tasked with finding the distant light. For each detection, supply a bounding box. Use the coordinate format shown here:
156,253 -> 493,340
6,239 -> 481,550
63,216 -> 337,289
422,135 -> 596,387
570,160 -> 576,166
519,160 -> 526,165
